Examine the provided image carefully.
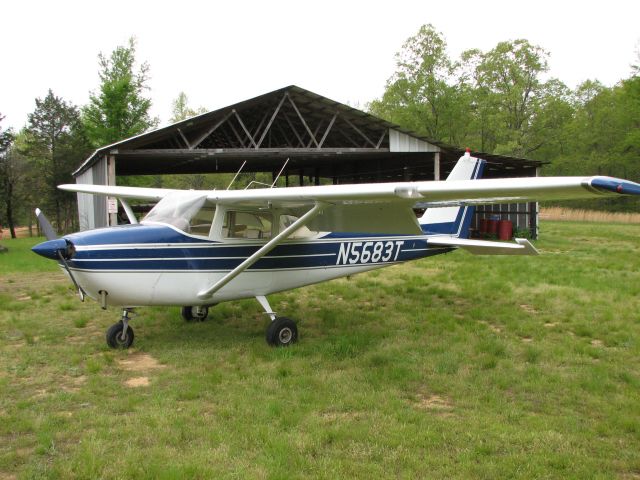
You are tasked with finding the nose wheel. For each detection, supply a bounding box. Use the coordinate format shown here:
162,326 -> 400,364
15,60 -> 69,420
106,309 -> 135,349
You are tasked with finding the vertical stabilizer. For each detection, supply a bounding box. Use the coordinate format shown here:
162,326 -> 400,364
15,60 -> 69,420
419,152 -> 485,238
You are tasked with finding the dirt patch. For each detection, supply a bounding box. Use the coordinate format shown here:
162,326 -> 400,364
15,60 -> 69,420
118,353 -> 165,372
519,304 -> 538,314
61,375 -> 86,393
26,388 -> 49,400
0,471 -> 17,480
521,336 -> 534,343
413,392 -> 454,415
591,339 -> 604,347
544,322 -> 557,328
15,446 -> 34,457
478,320 -> 501,333
125,376 -> 150,388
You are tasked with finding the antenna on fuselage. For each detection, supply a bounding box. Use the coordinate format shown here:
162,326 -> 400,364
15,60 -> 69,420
243,158 -> 290,190
226,160 -> 247,190
270,158 -> 289,188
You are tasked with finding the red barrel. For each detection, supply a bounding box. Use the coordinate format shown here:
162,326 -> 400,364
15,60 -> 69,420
498,220 -> 513,240
487,219 -> 498,236
479,218 -> 488,234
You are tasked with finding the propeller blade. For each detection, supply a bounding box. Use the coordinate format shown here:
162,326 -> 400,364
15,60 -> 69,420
35,208 -> 58,241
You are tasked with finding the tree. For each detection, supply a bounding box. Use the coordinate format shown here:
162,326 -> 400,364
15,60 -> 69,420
23,90 -> 92,232
369,24 -> 468,144
0,113 -> 17,238
82,37 -> 158,147
466,39 -> 556,156
170,92 -> 207,123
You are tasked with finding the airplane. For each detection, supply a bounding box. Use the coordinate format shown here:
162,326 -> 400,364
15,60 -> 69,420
31,152 -> 640,349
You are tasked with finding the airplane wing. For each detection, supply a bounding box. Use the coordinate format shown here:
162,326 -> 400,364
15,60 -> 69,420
58,183 -> 181,201
59,175 -> 640,235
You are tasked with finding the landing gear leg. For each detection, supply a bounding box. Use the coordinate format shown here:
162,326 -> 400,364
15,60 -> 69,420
256,295 -> 298,347
106,308 -> 135,349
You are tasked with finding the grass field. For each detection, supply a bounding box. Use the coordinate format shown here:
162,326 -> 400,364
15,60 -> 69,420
1,222 -> 639,479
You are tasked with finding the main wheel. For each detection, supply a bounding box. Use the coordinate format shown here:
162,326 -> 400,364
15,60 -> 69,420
181,306 -> 209,322
266,317 -> 298,347
106,321 -> 134,349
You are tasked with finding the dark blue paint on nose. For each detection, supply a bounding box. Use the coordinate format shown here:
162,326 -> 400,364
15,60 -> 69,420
32,238 -> 68,260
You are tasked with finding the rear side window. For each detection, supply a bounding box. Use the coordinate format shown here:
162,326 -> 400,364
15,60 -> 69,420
223,211 -> 273,240
279,214 -> 317,239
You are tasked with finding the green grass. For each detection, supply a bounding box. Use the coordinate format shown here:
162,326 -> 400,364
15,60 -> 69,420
0,237 -> 60,274
1,223 -> 639,478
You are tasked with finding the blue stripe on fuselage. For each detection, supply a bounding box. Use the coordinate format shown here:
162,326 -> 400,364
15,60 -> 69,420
64,225 -> 451,271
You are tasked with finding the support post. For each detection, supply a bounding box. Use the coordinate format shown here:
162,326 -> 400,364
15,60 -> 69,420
107,155 -> 117,226
531,167 -> 540,239
434,151 -> 441,181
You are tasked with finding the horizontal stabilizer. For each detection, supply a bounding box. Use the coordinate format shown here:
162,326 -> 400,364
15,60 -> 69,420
428,237 -> 539,256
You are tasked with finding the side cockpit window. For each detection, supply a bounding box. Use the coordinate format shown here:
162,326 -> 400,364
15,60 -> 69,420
279,214 -> 317,239
189,206 -> 217,236
224,211 -> 272,240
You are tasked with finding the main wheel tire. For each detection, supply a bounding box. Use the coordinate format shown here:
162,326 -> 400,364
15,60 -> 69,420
106,321 -> 134,349
266,317 -> 298,347
181,306 -> 209,322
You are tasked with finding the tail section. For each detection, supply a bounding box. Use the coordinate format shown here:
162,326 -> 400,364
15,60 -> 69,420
419,152 -> 485,238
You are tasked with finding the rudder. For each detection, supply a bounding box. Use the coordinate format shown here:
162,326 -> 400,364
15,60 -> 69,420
419,152 -> 485,238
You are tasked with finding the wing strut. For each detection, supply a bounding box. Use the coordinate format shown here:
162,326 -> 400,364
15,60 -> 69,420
197,202 -> 324,299
119,198 -> 138,224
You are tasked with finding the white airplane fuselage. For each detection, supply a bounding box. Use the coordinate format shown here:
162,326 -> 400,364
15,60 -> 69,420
57,223 -> 451,308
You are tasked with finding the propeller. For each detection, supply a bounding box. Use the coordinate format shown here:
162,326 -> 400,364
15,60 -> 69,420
35,208 -> 58,241
32,208 -> 85,301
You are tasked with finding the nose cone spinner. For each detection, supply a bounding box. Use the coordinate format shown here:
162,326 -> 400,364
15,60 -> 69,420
32,238 -> 70,260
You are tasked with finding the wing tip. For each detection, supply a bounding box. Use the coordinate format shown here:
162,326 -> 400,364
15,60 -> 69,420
590,177 -> 640,196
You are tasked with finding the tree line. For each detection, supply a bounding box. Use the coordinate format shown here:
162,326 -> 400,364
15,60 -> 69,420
1,27 -> 639,238
370,25 -> 640,210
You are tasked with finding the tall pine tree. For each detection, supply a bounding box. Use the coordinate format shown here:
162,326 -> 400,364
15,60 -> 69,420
24,90 -> 91,231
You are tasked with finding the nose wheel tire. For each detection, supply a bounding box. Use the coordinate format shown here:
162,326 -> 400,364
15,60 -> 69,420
106,321 -> 134,349
266,317 -> 298,347
181,306 -> 209,322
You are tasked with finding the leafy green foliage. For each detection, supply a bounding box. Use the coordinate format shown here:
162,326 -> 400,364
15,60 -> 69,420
0,113 -> 18,238
22,90 -> 92,232
370,24 -> 640,211
82,37 -> 158,147
170,91 -> 207,123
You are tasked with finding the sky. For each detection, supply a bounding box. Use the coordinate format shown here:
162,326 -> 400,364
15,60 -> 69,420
2,0 -> 639,131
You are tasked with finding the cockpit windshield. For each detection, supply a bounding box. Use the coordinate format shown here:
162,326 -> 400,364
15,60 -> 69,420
141,192 -> 214,236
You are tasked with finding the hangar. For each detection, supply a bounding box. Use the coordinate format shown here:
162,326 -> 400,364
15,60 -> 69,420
72,85 -> 544,237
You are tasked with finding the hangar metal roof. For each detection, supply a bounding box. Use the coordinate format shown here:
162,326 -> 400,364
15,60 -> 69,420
74,85 -> 544,181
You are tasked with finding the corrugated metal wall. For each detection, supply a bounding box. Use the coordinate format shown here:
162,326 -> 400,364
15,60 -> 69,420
389,130 -> 439,153
76,157 -> 108,231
